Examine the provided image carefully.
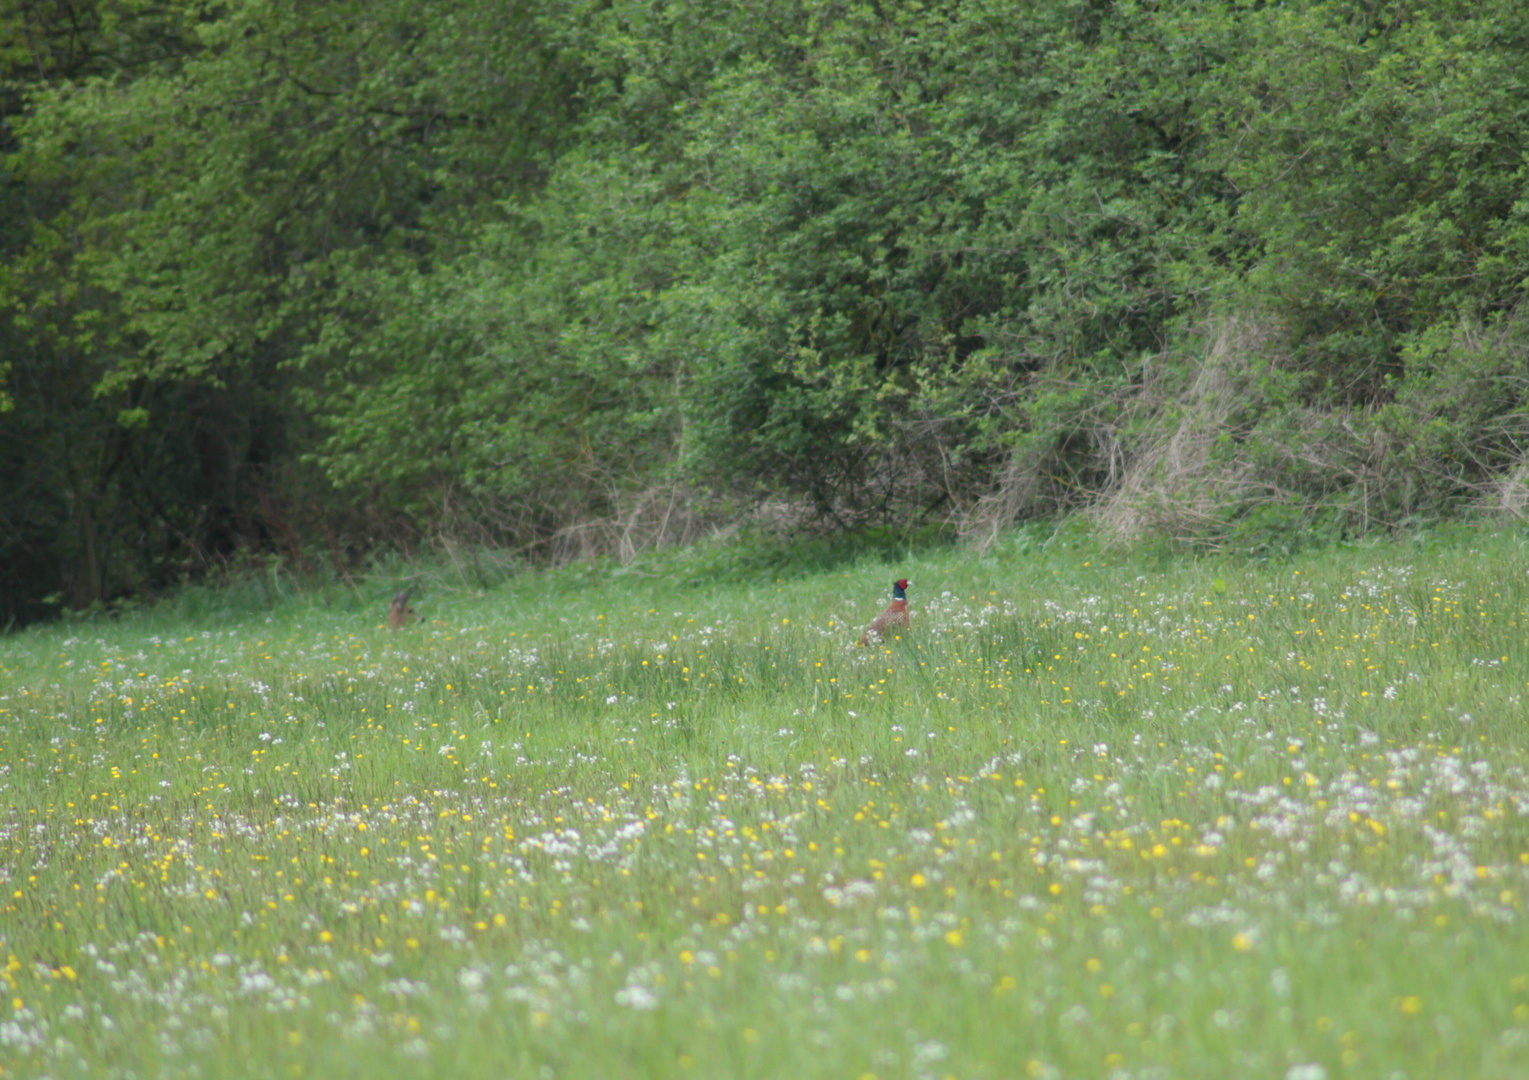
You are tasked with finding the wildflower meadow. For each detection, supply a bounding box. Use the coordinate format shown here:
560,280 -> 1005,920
3,526 -> 1529,1079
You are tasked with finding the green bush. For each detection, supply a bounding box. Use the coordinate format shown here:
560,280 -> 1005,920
9,0 -> 1529,621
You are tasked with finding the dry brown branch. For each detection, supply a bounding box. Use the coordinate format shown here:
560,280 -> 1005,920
1092,317 -> 1287,542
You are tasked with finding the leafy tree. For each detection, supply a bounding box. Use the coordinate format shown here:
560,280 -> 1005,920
0,0 -> 202,620
8,0 -> 1529,625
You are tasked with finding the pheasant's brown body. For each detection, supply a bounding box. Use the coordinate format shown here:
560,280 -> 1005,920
859,579 -> 910,645
387,588 -> 416,630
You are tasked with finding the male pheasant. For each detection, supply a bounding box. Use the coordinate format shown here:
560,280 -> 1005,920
387,587 -> 416,630
859,578 -> 910,645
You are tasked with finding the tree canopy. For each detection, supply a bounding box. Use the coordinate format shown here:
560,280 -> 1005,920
5,0 -> 1529,623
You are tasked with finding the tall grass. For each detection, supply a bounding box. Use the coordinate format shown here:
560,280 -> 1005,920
2,525 -> 1529,1078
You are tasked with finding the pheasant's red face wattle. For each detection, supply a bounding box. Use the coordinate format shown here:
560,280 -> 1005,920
895,579 -> 909,590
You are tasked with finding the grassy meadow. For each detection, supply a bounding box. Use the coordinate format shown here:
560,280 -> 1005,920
2,525 -> 1529,1079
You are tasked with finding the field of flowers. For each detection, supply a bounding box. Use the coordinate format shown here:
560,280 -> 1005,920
3,526 -> 1529,1079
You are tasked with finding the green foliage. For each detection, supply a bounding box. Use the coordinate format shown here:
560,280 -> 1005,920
0,0 -> 580,619
306,154 -> 689,529
20,0 -> 579,389
1205,1 -> 1529,400
8,0 -> 1529,624
615,0 -> 1233,514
